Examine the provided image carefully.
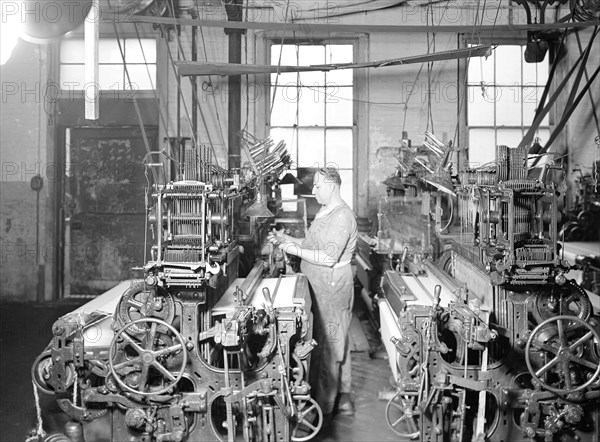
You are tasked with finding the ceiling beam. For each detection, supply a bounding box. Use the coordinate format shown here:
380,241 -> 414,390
119,14 -> 599,34
176,45 -> 492,76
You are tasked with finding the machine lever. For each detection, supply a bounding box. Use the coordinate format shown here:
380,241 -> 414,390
262,287 -> 273,309
434,285 -> 442,307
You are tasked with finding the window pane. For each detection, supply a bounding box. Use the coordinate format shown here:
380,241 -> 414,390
125,38 -> 156,63
326,66 -> 353,87
496,86 -> 522,126
271,44 -> 298,84
272,71 -> 298,86
270,87 -> 298,126
467,86 -> 495,126
326,128 -> 353,168
99,39 -> 124,63
496,128 -> 524,147
326,44 -> 353,85
271,44 -> 298,65
297,128 -> 324,167
298,87 -> 325,126
468,129 -> 496,166
60,40 -> 85,63
326,44 -> 353,63
298,46 -> 325,86
523,86 -> 548,126
468,50 -> 494,85
522,46 -> 548,84
495,45 -> 521,85
326,86 -> 353,126
338,169 -> 353,210
99,64 -> 124,90
60,65 -> 84,89
269,128 -> 297,167
125,65 -> 156,90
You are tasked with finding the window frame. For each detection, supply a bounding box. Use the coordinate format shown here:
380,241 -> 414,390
262,35 -> 363,212
58,33 -> 159,99
458,33 -> 553,168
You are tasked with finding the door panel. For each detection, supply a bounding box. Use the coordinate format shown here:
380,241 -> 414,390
64,126 -> 157,296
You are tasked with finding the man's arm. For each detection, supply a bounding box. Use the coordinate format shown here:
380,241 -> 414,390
267,229 -> 303,246
278,243 -> 339,267
278,211 -> 352,267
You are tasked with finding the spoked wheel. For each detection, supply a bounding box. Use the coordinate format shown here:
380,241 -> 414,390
385,393 -> 420,439
532,281 -> 592,324
109,318 -> 187,395
115,281 -> 174,333
525,315 -> 600,394
291,397 -> 323,442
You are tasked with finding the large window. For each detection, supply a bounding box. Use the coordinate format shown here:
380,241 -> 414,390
269,43 -> 354,209
60,38 -> 156,91
467,45 -> 550,166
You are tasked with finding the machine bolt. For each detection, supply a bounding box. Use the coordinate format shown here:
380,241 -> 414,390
524,426 -> 536,438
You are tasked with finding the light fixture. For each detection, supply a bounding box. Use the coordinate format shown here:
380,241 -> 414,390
241,192 -> 274,218
279,172 -> 302,185
382,175 -> 406,190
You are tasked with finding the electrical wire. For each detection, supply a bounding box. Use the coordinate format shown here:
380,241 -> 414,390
112,22 -> 158,187
452,0 -> 500,150
195,3 -> 228,147
165,0 -> 222,167
401,0 -> 452,138
132,23 -> 177,160
269,0 -> 292,121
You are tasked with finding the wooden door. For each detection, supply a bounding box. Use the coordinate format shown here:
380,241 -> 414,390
63,126 -> 157,296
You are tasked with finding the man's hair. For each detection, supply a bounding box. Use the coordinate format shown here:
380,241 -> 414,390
318,167 -> 342,185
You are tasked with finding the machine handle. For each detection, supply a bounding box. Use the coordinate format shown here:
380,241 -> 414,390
434,285 -> 442,307
262,287 -> 273,308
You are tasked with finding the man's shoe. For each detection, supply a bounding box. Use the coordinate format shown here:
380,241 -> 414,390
337,393 -> 355,416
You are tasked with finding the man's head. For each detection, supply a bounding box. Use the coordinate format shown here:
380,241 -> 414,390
312,167 -> 341,205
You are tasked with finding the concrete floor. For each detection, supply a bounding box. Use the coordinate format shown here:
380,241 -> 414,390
0,299 -> 397,442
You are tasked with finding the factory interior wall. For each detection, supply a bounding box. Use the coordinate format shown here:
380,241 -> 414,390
1,39 -> 50,302
0,1 -> 588,300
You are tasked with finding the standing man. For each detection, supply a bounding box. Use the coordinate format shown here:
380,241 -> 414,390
269,167 -> 358,420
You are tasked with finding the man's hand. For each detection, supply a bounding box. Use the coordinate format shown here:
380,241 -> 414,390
267,228 -> 288,245
268,228 -> 301,257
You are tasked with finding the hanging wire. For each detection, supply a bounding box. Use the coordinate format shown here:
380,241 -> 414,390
242,1 -> 250,133
401,0 -> 451,138
452,0 -> 499,149
269,0 -> 292,121
112,22 -> 158,187
164,0 -> 222,167
195,2 -> 228,147
131,23 -> 177,160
